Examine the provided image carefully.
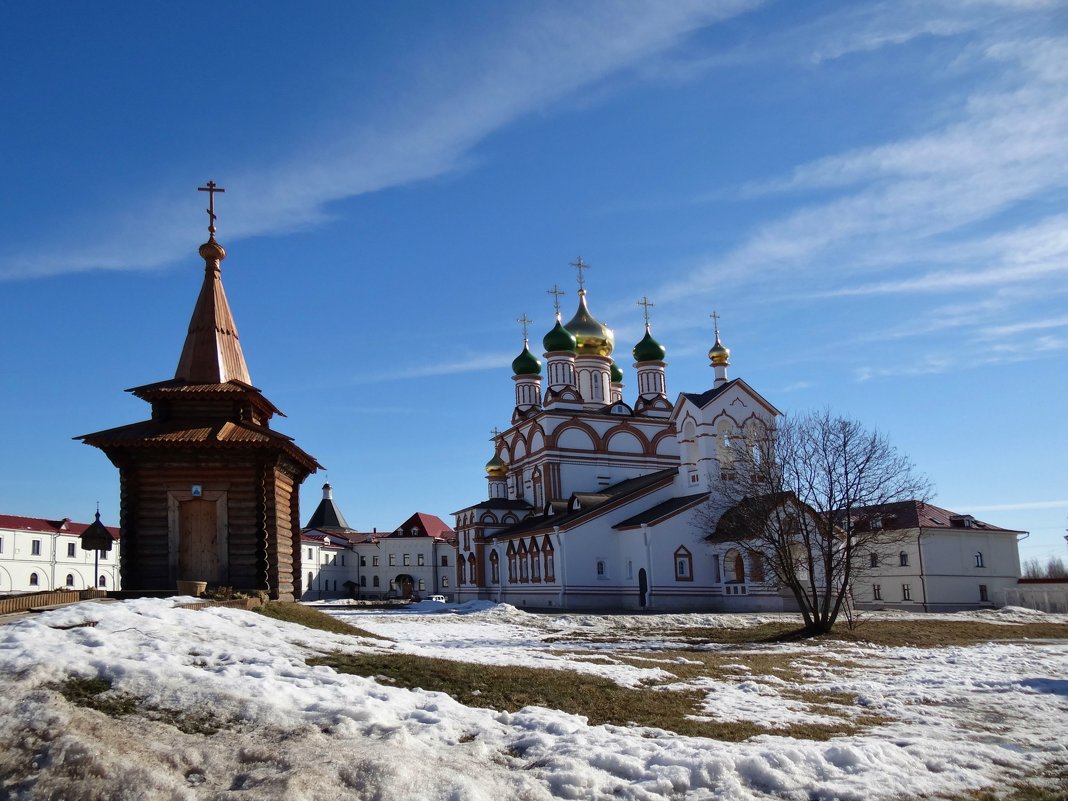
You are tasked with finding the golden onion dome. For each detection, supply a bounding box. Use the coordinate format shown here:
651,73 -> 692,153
563,290 -> 614,357
485,452 -> 507,478
708,335 -> 730,367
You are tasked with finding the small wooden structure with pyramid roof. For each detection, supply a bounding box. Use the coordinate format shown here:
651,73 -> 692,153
78,184 -> 320,600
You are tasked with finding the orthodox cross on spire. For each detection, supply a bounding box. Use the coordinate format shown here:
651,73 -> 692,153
547,284 -> 566,316
516,314 -> 533,342
197,180 -> 226,237
637,296 -> 655,326
489,427 -> 502,440
570,256 -> 590,291
710,310 -> 721,339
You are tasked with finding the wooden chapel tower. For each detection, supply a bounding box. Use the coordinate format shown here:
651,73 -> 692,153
78,183 -> 321,600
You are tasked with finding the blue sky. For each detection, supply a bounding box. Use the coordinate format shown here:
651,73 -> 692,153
2,1 -> 1066,563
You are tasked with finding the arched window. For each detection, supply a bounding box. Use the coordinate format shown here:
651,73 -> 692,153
674,546 -> 693,581
98,575 -> 107,588
542,537 -> 555,582
29,572 -> 39,587
750,553 -> 765,583
681,418 -> 698,467
507,543 -> 518,583
518,540 -> 529,583
532,469 -> 543,510
899,551 -> 909,567
65,574 -> 75,587
373,575 -> 380,587
530,539 -> 541,581
469,554 -> 477,585
490,550 -> 500,584
458,554 -> 467,585
307,571 -> 313,588
724,549 -> 744,583
974,551 -> 985,568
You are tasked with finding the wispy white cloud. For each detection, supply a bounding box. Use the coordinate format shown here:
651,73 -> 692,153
965,499 -> 1068,512
0,1 -> 763,281
353,352 -> 516,384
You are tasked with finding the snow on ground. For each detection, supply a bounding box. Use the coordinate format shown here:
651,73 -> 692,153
1,599 -> 1066,800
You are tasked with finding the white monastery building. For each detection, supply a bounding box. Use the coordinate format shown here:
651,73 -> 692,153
300,483 -> 455,601
0,514 -> 121,594
451,271 -> 1024,612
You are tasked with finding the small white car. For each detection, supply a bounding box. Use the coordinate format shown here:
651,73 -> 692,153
427,595 -> 447,603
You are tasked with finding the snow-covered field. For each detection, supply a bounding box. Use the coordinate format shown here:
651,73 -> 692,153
1,598 -> 1066,800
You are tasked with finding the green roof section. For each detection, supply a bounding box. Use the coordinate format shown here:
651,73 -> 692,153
512,343 -> 542,375
542,318 -> 577,353
632,326 -> 666,362
610,361 -> 624,383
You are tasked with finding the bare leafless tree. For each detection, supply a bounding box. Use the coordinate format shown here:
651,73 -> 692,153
698,409 -> 932,634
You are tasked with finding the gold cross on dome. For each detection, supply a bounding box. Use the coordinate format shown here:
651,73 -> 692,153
517,314 -> 533,341
570,256 -> 590,290
637,296 -> 655,325
710,310 -> 721,339
547,284 -> 566,316
197,180 -> 226,236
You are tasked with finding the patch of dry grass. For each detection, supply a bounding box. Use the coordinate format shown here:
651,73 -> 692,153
253,602 -> 388,640
310,651 -> 873,742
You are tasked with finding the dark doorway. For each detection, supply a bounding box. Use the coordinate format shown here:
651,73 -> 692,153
638,568 -> 648,608
395,574 -> 415,600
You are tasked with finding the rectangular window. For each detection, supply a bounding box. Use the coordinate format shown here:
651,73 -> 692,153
360,575 -> 366,587
899,552 -> 909,567
872,584 -> 882,600
441,576 -> 449,588
67,542 -> 77,558
372,555 -> 380,567
403,554 -> 411,566
31,540 -> 41,556
979,584 -> 989,602
417,553 -> 425,566
596,560 -> 607,578
308,547 -> 313,559
360,556 -> 367,567
441,555 -> 449,567
341,555 -> 345,566
101,550 -> 107,560
389,554 -> 397,566
869,552 -> 878,568
373,576 -> 380,587
902,583 -> 912,601
418,579 -> 426,591
0,537 -> 4,553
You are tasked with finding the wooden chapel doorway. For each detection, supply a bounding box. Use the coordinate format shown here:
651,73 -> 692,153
179,499 -> 218,581
169,490 -> 228,586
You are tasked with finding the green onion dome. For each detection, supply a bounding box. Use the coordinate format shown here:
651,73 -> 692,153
610,362 -> 624,383
632,326 -> 666,363
563,291 -> 614,357
485,452 -> 507,478
512,341 -> 542,375
543,317 -> 577,353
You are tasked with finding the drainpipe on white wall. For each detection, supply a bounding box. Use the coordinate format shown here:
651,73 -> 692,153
916,530 -> 929,612
642,523 -> 654,610
555,526 -> 565,608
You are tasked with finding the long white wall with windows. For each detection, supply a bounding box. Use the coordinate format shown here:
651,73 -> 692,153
0,516 -> 121,594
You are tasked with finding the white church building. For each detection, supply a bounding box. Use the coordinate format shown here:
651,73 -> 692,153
452,273 -> 1023,612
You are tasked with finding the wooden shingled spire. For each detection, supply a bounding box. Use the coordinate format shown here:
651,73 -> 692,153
174,182 -> 251,385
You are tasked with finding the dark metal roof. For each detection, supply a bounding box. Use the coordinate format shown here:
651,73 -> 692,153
707,492 -> 796,542
486,468 -> 678,540
613,492 -> 709,530
681,378 -> 781,416
452,499 -> 534,515
851,500 -> 1024,533
305,497 -> 351,531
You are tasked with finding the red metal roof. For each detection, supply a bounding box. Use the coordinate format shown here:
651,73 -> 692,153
853,501 -> 1024,533
392,512 -> 456,541
0,514 -> 120,540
